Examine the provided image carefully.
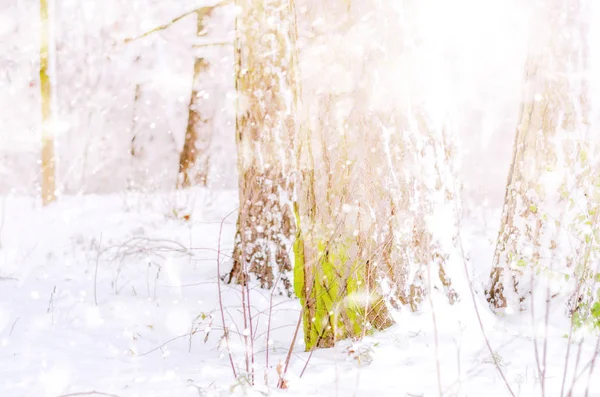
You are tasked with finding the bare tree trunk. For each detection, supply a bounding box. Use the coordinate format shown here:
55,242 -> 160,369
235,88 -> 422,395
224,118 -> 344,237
294,92 -> 396,349
293,2 -> 461,350
177,9 -> 216,189
178,57 -> 212,188
487,0 -> 588,311
40,0 -> 56,205
227,0 -> 298,295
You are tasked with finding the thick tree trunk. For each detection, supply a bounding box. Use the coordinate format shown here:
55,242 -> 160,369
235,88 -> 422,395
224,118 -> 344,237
294,96 -> 395,349
40,0 -> 56,206
228,0 -> 298,295
293,2 -> 461,350
487,0 -> 588,311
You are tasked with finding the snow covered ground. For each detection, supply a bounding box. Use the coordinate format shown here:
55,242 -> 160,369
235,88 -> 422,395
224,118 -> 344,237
0,190 -> 598,397
2,0 -> 600,395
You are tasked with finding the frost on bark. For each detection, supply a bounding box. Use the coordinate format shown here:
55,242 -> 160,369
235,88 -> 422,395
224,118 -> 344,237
40,0 -> 56,206
487,0 -> 589,311
178,10 -> 217,189
228,0 -> 297,295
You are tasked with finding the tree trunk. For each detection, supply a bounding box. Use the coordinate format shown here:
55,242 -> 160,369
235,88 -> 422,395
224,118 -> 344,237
228,0 -> 298,295
178,10 -> 217,188
294,93 -> 395,349
487,0 -> 588,311
178,56 -> 212,188
293,2 -> 461,350
40,0 -> 56,206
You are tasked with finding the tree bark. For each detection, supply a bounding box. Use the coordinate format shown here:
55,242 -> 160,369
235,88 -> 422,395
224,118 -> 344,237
294,93 -> 396,349
487,0 -> 588,311
228,0 -> 298,295
293,2 -> 461,350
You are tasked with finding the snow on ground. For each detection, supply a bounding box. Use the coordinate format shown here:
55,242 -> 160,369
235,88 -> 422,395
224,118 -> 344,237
0,191 -> 599,397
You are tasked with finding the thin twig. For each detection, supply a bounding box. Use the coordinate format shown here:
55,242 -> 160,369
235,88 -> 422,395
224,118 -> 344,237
9,317 -> 20,336
567,340 -> 583,395
245,264 -> 255,385
47,285 -> 56,325
279,308 -> 303,388
56,391 -> 120,397
137,332 -> 190,357
584,335 -> 600,397
94,234 -> 103,306
123,10 -> 195,43
531,274 -> 544,393
427,260 -> 443,397
455,193 -> 516,397
566,335 -> 599,396
101,236 -> 189,258
541,281 -> 551,396
561,285 -> 581,397
217,208 -> 238,379
266,271 -> 284,373
239,254 -> 250,378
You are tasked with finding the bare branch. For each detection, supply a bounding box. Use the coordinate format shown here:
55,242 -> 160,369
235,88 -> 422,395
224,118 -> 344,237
137,332 -> 192,357
122,0 -> 233,44
217,208 -> 239,379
